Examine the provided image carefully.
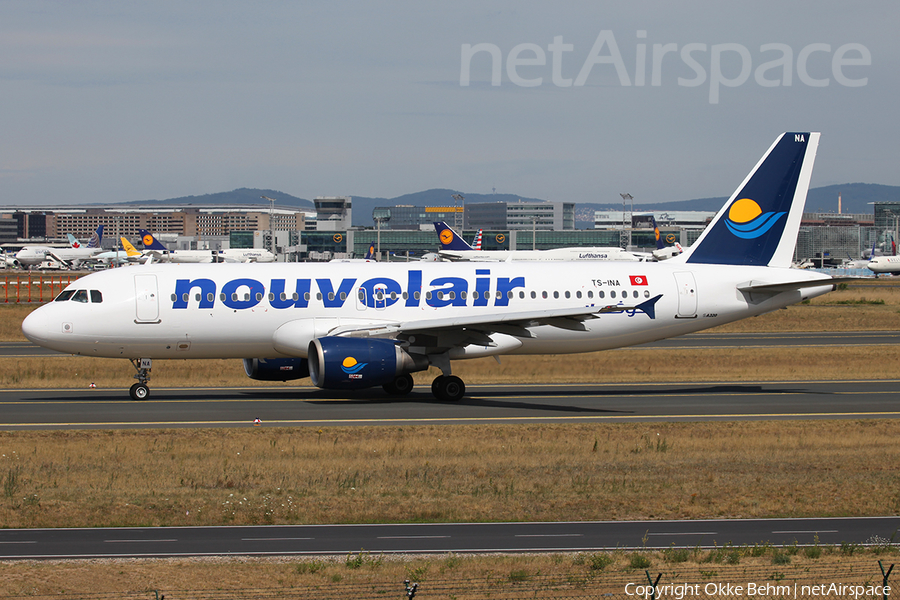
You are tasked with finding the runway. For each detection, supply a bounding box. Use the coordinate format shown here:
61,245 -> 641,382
2,330 -> 900,357
2,379 -> 900,430
2,517 -> 898,559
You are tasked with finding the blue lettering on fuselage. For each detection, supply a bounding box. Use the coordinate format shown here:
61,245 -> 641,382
171,270 -> 527,311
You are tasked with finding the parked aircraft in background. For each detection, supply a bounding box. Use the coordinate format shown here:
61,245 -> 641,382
15,226 -> 105,268
867,254 -> 900,275
139,230 -> 276,263
434,222 -> 651,262
649,217 -> 684,260
23,133 -> 838,402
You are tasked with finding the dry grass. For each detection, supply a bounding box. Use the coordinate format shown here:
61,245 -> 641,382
0,550 -> 896,598
0,421 -> 898,529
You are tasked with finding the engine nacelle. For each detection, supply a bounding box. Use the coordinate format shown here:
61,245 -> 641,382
308,337 -> 427,390
242,357 -> 309,381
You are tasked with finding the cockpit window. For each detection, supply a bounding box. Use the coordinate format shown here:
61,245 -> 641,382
55,290 -> 75,302
71,290 -> 89,303
90,290 -> 103,303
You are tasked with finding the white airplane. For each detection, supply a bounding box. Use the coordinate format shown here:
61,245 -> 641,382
24,132 -> 839,402
15,226 -> 104,268
867,255 -> 900,275
139,230 -> 276,263
434,221 -> 652,262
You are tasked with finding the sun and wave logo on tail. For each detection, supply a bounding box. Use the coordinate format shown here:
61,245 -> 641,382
724,198 -> 786,240
340,356 -> 367,376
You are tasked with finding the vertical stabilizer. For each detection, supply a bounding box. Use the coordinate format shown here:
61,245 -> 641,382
682,132 -> 819,267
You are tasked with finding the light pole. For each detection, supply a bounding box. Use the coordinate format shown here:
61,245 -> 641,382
261,196 -> 277,257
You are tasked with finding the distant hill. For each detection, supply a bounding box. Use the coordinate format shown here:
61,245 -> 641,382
119,183 -> 897,229
136,188 -> 314,210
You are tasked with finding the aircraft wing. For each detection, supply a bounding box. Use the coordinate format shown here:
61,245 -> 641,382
326,295 -> 662,341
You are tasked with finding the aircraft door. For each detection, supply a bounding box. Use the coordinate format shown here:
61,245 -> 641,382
673,272 -> 697,318
134,274 -> 160,323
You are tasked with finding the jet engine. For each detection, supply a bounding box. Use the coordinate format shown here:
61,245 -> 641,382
242,357 -> 309,381
308,337 -> 427,390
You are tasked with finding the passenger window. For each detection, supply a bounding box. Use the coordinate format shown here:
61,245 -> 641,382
207,293 -> 214,303
182,293 -> 189,302
610,291 -> 616,298
565,291 -> 570,299
72,290 -> 88,303
553,291 -> 559,299
531,291 -> 536,299
576,291 -> 582,299
340,292 -> 347,301
55,290 -> 75,302
90,290 -> 103,303
589,291 -> 594,298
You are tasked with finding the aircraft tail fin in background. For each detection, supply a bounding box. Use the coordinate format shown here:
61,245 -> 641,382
120,238 -> 143,258
473,229 -> 483,250
87,226 -> 103,249
364,242 -> 376,260
67,234 -> 81,249
434,222 -> 474,251
652,216 -> 664,250
138,229 -> 169,251
681,132 -> 819,268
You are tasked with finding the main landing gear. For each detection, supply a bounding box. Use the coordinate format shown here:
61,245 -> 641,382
380,373 -> 466,402
129,358 -> 152,401
431,375 -> 465,402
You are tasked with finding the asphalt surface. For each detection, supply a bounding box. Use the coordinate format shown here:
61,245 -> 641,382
2,331 -> 897,560
3,331 -> 900,357
1,517 -> 898,559
1,379 -> 899,430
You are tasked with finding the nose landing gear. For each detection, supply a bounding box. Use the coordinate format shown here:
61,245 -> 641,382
129,358 -> 152,401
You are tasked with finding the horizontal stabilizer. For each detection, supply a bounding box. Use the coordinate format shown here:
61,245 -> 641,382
736,278 -> 839,293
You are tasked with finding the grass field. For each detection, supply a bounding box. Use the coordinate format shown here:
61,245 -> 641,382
0,281 -> 898,596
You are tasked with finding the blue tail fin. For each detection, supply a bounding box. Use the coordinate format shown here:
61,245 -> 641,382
434,222 -> 474,251
684,132 -> 819,267
138,229 -> 169,251
87,225 -> 103,249
364,242 -> 376,260
651,216 -> 664,250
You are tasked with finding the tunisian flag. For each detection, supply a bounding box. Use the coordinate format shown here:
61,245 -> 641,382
629,275 -> 648,286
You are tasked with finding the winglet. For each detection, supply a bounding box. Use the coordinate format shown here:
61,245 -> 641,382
682,133 -> 820,268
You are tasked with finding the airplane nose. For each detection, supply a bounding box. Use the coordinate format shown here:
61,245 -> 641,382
21,307 -> 49,344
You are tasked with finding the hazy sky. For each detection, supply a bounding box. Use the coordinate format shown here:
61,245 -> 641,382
1,1 -> 896,207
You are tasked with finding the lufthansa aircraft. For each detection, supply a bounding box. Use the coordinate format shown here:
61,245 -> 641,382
23,133 -> 837,402
434,221 -> 650,262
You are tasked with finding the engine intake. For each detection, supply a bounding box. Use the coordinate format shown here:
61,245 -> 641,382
242,357 -> 309,381
308,337 -> 427,390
